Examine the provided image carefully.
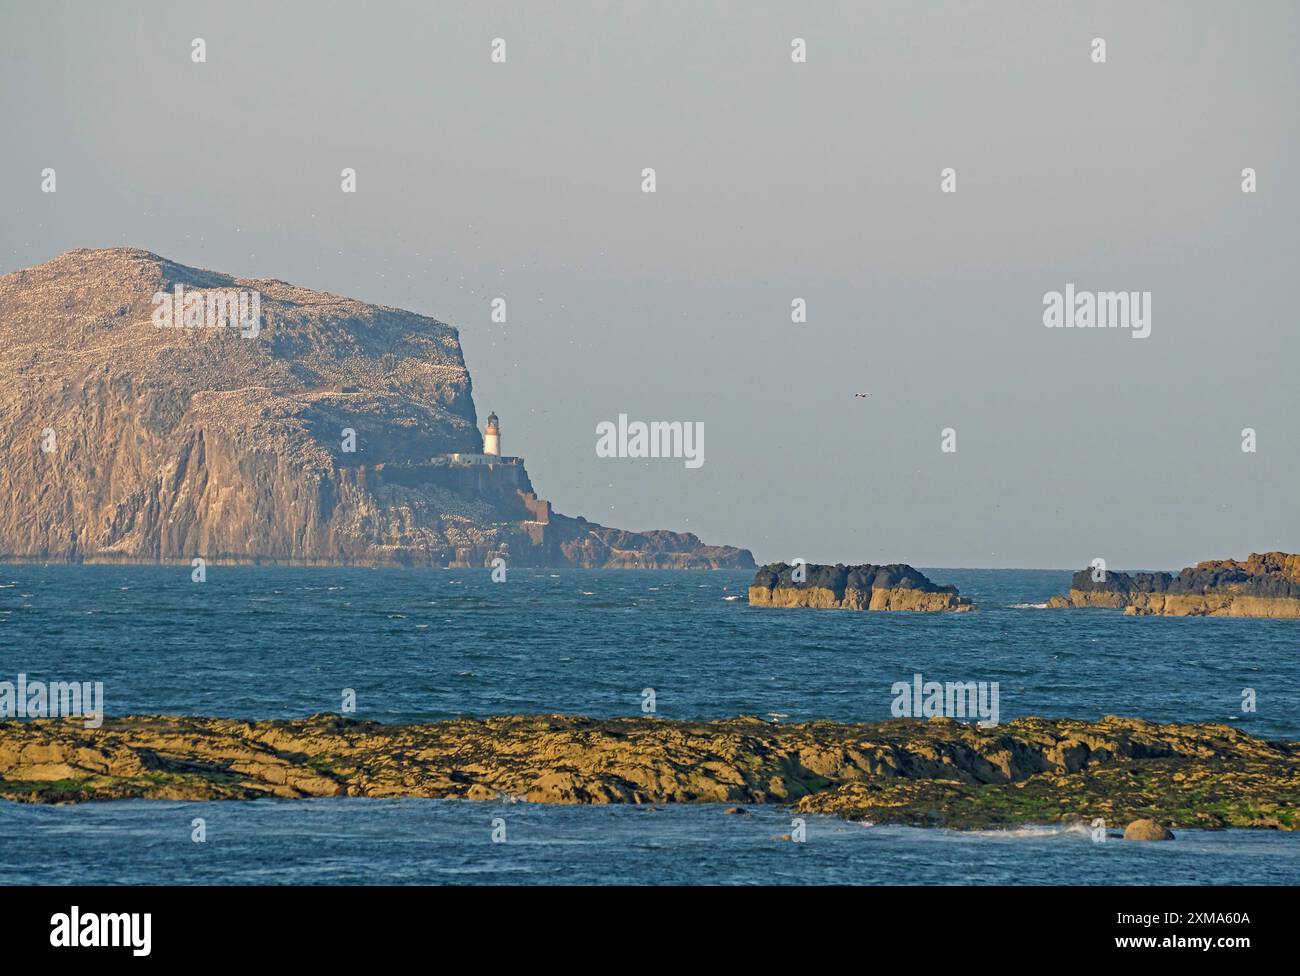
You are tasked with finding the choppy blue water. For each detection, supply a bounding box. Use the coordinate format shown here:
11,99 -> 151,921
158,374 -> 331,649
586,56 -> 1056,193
1,799 -> 1295,886
0,566 -> 1295,733
1,565 -> 1296,885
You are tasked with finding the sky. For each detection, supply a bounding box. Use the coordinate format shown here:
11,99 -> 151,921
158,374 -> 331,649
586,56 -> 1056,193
1,0 -> 1296,569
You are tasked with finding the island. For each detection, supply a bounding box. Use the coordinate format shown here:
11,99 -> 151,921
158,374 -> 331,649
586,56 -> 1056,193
748,562 -> 974,612
0,248 -> 753,570
1047,552 -> 1300,618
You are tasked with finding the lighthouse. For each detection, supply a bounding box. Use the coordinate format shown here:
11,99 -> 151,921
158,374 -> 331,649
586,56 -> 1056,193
484,412 -> 500,456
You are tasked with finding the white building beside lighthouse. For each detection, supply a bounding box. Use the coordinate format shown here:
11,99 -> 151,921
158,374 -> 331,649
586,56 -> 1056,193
433,409 -> 552,538
444,411 -> 517,467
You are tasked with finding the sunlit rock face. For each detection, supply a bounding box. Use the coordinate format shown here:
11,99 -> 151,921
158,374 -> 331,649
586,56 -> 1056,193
1048,552 -> 1300,618
748,562 -> 974,612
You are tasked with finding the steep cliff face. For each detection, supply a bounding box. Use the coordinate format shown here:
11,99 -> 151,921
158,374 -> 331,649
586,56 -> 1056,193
0,248 -> 753,569
749,562 -> 974,612
1047,552 -> 1300,618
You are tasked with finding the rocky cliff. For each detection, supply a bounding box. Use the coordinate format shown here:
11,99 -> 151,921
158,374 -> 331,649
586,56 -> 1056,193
1047,552 -> 1300,618
1,713 -> 1293,831
0,248 -> 753,569
749,562 -> 974,611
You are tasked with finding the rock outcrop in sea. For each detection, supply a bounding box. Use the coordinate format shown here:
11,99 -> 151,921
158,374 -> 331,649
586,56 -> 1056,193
1,713 -> 1293,831
0,248 -> 753,569
1123,819 -> 1175,841
1047,552 -> 1300,618
749,562 -> 974,611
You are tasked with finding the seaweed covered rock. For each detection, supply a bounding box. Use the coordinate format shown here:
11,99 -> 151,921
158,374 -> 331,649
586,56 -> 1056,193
2,713 -> 1294,832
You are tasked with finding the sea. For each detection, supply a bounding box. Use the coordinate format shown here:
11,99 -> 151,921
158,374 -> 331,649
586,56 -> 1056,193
0,565 -> 1296,885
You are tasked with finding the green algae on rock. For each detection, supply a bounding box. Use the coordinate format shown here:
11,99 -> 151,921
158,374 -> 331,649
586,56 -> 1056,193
1,713 -> 1294,832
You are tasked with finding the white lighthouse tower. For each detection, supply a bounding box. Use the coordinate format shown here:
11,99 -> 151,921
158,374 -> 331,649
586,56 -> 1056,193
483,412 -> 500,456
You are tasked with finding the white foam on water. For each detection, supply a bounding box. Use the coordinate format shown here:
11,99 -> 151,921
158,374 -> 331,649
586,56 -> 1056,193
969,824 -> 1081,839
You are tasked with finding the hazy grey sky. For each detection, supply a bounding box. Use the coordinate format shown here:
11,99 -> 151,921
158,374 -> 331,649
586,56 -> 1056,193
2,1 -> 1296,568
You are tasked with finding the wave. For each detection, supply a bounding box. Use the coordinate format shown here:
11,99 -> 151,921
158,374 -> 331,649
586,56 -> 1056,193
968,822 -> 1093,839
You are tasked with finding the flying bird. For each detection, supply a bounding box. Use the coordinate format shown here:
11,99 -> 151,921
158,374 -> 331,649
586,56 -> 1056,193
854,392 -> 871,398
